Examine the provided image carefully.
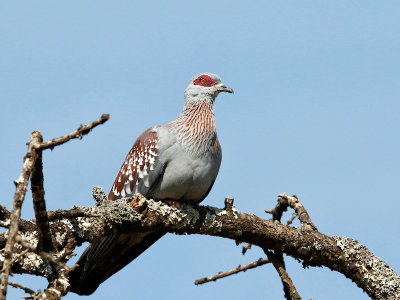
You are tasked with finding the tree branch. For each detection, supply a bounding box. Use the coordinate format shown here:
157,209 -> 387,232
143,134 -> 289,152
0,131 -> 42,300
266,194 -> 317,231
194,257 -> 271,285
8,282 -> 35,297
242,243 -> 252,255
35,114 -> 110,151
1,191 -> 398,299
30,132 -> 53,253
266,250 -> 301,300
286,212 -> 297,225
0,115 -> 110,300
278,194 -> 317,232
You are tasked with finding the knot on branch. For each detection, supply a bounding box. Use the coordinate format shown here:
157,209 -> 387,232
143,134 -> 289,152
224,197 -> 234,217
266,193 -> 318,232
92,186 -> 107,205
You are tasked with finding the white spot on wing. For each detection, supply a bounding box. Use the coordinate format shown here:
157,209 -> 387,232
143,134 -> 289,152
134,182 -> 139,194
125,182 -> 131,195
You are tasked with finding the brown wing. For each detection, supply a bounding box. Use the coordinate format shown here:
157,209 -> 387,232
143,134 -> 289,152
70,127 -> 165,295
69,231 -> 164,295
70,126 -> 218,295
108,127 -> 160,200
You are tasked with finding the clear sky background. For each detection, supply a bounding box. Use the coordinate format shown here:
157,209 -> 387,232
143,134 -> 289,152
1,1 -> 399,299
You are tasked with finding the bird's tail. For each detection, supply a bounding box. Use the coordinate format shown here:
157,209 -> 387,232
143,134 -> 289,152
69,231 -> 164,295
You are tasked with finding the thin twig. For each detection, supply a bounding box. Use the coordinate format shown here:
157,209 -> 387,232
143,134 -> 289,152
0,206 -> 11,228
278,194 -> 317,232
0,206 -> 35,234
1,115 -> 110,299
265,197 -> 289,222
194,258 -> 271,285
40,252 -> 71,272
0,206 -> 11,222
286,213 -> 297,225
266,250 -> 302,300
0,131 -> 42,300
36,114 -> 110,151
1,249 -> 29,274
242,243 -> 252,255
47,208 -> 99,221
8,282 -> 35,296
30,131 -> 53,252
266,194 -> 317,232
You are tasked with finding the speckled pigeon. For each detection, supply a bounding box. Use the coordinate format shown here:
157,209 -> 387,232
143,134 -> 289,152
69,73 -> 233,295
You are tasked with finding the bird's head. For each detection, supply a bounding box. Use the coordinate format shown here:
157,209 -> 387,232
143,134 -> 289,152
184,73 -> 233,105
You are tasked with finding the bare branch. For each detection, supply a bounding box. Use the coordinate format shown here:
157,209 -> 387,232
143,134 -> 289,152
0,206 -> 11,229
30,132 -> 53,253
0,131 -> 42,300
242,243 -> 252,255
0,206 -> 10,222
1,115 -> 110,299
334,236 -> 400,300
266,194 -> 317,232
224,197 -> 235,217
2,192 -> 399,299
8,282 -> 35,296
265,196 -> 288,222
92,186 -> 108,204
36,114 -> 110,151
2,249 -> 29,274
47,208 -> 99,221
277,194 -> 317,232
32,269 -> 69,300
194,258 -> 271,285
266,250 -> 302,300
286,213 -> 297,226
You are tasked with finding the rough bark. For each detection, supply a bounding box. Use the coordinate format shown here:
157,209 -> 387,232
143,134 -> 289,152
1,191 -> 399,299
0,131 -> 42,300
0,115 -> 110,300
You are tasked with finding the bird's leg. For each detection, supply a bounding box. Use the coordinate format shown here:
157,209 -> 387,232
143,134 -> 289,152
161,199 -> 181,207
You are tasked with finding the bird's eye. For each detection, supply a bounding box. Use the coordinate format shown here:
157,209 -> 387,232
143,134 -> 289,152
194,75 -> 216,87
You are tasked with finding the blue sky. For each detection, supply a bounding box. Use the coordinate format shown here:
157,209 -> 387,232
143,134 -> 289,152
1,1 -> 399,299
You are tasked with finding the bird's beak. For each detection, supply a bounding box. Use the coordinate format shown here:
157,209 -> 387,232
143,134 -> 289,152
216,83 -> 234,94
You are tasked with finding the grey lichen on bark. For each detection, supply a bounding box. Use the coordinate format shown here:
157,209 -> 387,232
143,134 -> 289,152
1,189 -> 399,299
333,236 -> 400,300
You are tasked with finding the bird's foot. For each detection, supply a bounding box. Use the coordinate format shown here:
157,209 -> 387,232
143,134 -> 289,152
161,199 -> 181,207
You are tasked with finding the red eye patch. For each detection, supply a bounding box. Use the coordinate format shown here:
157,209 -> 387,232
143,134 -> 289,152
193,75 -> 216,87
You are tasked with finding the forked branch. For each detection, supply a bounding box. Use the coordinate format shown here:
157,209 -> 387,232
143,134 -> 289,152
0,115 -> 110,300
1,192 -> 399,299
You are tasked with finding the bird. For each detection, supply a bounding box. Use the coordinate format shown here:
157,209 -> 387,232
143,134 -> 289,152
69,73 -> 233,295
